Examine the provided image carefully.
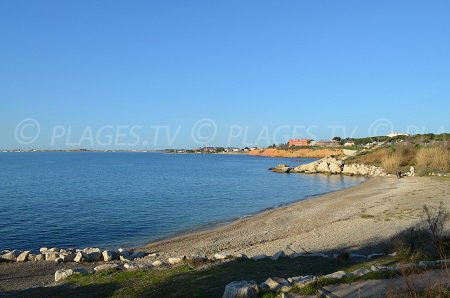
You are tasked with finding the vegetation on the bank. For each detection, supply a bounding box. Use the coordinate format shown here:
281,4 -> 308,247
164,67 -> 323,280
346,141 -> 450,175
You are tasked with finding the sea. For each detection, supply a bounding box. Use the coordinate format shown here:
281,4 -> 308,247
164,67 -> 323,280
0,152 -> 366,251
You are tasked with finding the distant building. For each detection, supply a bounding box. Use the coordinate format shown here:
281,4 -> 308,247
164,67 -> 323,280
288,139 -> 310,147
344,141 -> 355,146
387,132 -> 410,138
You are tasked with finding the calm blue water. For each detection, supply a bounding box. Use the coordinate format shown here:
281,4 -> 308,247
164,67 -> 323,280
0,153 -> 366,251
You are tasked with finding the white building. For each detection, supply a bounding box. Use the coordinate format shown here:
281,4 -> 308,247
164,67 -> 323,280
387,132 -> 409,138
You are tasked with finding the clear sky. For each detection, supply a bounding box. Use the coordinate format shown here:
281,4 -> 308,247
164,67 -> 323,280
1,1 -> 450,149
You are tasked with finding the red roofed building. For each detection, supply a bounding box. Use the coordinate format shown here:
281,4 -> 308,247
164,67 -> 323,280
288,139 -> 310,147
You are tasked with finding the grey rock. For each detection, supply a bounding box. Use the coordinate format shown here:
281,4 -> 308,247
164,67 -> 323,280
94,263 -> 121,273
350,268 -> 371,276
324,271 -> 347,279
55,268 -> 89,282
60,253 -> 76,263
223,280 -> 259,298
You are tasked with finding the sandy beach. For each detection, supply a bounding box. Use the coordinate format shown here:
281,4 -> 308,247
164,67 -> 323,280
144,176 -> 450,258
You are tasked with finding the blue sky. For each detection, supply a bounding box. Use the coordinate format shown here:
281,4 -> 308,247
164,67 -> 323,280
1,1 -> 450,149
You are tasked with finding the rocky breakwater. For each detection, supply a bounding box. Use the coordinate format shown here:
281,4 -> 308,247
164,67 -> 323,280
270,157 -> 388,177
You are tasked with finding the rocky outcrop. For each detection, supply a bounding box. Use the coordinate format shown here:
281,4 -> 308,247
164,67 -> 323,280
284,157 -> 387,177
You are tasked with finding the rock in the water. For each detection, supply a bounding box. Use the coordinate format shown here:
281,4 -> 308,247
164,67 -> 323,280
55,268 -> 89,282
270,250 -> 285,261
168,256 -> 185,265
94,263 -> 121,273
223,280 -> 259,298
17,251 -> 31,262
35,254 -> 45,261
1,250 -> 20,262
39,247 -> 48,254
102,250 -> 119,262
28,254 -> 37,262
271,164 -> 292,173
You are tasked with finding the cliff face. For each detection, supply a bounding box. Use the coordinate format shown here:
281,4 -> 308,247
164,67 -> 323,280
248,148 -> 342,158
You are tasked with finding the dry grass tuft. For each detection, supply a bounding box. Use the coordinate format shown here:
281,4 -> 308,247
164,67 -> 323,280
383,153 -> 402,174
416,147 -> 450,174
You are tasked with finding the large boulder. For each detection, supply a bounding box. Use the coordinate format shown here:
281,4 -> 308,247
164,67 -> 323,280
45,252 -> 60,261
17,251 -> 31,262
55,268 -> 89,282
1,250 -> 20,262
83,248 -> 102,262
60,252 -> 76,263
102,250 -> 119,262
74,251 -> 89,263
223,281 -> 259,298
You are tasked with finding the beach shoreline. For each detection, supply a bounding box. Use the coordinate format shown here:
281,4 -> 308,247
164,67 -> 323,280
143,176 -> 450,258
139,177 -> 370,250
